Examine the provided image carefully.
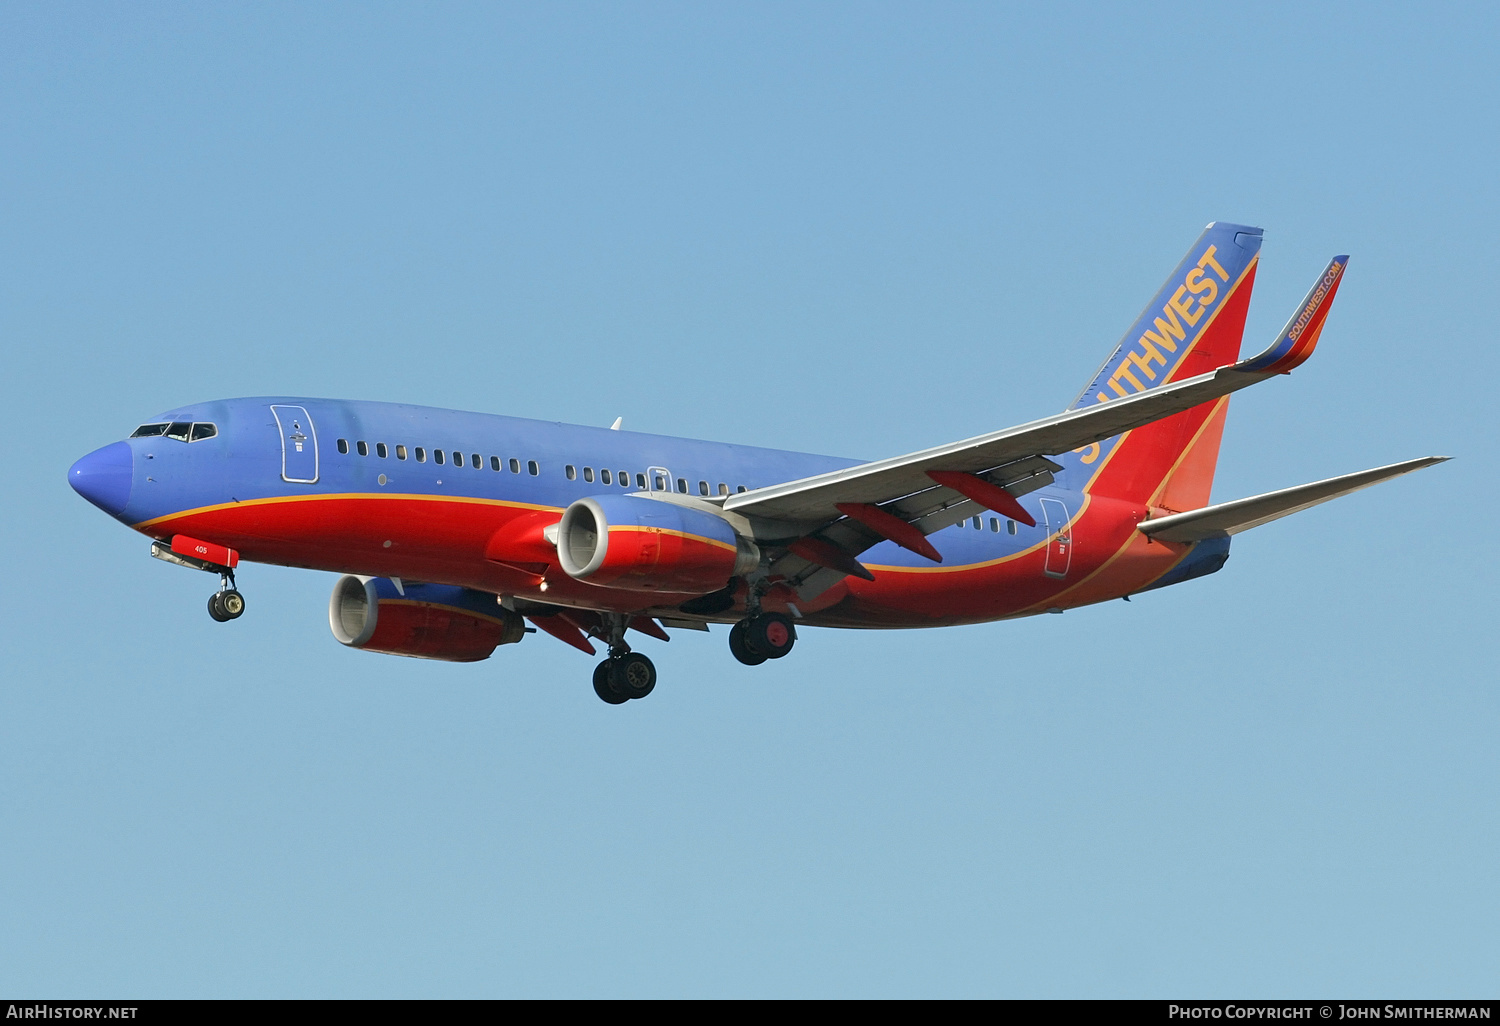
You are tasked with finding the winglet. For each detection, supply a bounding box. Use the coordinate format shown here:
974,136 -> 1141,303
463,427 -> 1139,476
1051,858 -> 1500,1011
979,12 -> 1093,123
1237,256 -> 1348,374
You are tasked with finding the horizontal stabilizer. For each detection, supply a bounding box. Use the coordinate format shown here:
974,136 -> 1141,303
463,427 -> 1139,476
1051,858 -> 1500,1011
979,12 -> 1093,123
1138,457 -> 1449,543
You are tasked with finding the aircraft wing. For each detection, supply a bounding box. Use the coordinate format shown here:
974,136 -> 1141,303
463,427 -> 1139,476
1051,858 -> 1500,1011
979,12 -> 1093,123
726,257 -> 1348,531
728,360 -> 1278,528
1137,457 -> 1448,543
720,254 -> 1351,599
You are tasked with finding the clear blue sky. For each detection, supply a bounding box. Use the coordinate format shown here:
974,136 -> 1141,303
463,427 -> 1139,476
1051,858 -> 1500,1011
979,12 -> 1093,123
2,2 -> 1495,997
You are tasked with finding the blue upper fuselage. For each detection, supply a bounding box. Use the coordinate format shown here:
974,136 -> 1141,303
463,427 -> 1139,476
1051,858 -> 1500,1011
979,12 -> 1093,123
69,396 -> 1082,570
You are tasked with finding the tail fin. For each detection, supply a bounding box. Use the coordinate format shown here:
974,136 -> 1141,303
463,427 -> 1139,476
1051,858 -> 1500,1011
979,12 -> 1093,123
1058,221 -> 1263,506
1070,222 -> 1264,410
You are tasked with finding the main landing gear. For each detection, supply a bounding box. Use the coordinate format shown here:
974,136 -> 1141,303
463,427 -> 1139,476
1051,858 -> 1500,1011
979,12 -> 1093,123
729,612 -> 796,666
592,651 -> 657,704
591,613 -> 657,705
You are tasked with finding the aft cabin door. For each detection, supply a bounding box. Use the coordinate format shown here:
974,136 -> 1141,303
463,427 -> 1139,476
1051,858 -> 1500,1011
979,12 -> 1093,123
1039,497 -> 1073,579
270,405 -> 319,484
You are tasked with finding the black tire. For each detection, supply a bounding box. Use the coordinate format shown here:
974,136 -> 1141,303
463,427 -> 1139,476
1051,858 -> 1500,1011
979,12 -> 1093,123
728,621 -> 768,666
593,660 -> 629,704
747,613 -> 796,659
219,589 -> 246,619
610,652 -> 656,700
207,593 -> 229,622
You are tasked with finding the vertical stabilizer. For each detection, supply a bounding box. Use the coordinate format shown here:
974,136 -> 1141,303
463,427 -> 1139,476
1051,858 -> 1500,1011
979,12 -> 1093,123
1058,222 -> 1263,507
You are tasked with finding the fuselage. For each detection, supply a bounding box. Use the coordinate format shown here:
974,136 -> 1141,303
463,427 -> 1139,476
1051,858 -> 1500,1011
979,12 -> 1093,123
68,396 -> 1226,628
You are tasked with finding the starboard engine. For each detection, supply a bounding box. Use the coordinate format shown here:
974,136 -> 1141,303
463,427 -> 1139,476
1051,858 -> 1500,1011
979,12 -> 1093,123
555,494 -> 760,593
328,576 -> 525,662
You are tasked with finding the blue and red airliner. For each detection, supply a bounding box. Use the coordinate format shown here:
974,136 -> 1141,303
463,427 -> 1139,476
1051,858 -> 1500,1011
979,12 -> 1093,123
68,223 -> 1446,704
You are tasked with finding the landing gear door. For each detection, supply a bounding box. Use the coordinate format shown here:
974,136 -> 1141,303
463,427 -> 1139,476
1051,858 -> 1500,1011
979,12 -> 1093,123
270,405 -> 319,484
1039,497 -> 1072,579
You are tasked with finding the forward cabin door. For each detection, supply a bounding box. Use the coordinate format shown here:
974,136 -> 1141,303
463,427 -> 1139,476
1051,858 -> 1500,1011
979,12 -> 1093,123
1039,497 -> 1073,579
270,405 -> 319,484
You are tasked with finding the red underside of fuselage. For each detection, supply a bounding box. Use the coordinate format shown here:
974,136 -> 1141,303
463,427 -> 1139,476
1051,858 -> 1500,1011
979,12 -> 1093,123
137,489 -> 1194,629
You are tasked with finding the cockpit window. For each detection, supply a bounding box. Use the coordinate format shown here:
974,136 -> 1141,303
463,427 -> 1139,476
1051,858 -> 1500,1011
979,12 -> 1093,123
139,421 -> 218,442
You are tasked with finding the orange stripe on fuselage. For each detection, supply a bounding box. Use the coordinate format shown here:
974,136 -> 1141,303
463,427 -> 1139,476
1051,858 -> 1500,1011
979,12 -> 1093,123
606,524 -> 738,554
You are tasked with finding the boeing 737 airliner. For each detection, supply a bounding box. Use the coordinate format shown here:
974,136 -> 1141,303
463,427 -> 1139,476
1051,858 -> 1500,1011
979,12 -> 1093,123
68,223 -> 1446,704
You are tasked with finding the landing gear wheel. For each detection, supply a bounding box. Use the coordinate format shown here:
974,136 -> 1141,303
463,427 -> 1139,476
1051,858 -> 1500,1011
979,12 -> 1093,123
593,661 -> 629,705
746,613 -> 796,659
729,621 -> 768,666
218,589 -> 245,619
610,652 -> 657,700
207,593 -> 229,622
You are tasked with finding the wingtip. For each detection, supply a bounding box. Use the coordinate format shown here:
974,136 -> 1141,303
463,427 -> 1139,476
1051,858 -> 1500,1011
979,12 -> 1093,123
1235,254 -> 1348,374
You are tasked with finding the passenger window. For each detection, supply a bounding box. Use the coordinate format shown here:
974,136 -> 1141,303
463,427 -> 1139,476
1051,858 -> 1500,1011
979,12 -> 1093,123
528,461 -> 539,476
434,449 -> 445,465
131,423 -> 169,438
490,456 -> 500,471
699,480 -> 709,496
973,516 -> 981,530
415,447 -> 426,463
337,439 -> 349,454
677,478 -> 687,493
376,443 -> 388,458
736,486 -> 747,493
566,465 -> 577,480
637,473 -> 647,489
718,483 -> 729,496
510,458 -> 520,474
471,453 -> 480,469
989,518 -> 999,532
1007,520 -> 1017,535
357,441 -> 369,456
583,467 -> 594,483
453,451 -> 462,466
654,474 -> 666,490
396,445 -> 407,460
601,469 -> 611,484
165,422 -> 192,441
190,423 -> 217,441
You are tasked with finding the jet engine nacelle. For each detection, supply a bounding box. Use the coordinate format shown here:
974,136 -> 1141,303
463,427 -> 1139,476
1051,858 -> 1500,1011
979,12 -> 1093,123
556,494 -> 760,594
328,576 -> 524,662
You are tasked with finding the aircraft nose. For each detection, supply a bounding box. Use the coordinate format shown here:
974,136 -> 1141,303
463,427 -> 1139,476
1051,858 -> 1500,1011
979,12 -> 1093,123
69,441 -> 134,516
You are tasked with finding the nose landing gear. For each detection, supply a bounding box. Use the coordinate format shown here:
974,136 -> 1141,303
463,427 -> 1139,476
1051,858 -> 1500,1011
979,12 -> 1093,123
149,540 -> 248,623
207,577 -> 246,622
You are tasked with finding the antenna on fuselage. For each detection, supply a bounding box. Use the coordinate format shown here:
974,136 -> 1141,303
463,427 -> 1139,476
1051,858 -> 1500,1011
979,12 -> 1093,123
609,417 -> 623,431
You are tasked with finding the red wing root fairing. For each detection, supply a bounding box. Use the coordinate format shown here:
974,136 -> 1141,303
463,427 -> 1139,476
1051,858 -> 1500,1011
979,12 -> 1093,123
68,224 -> 1446,704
